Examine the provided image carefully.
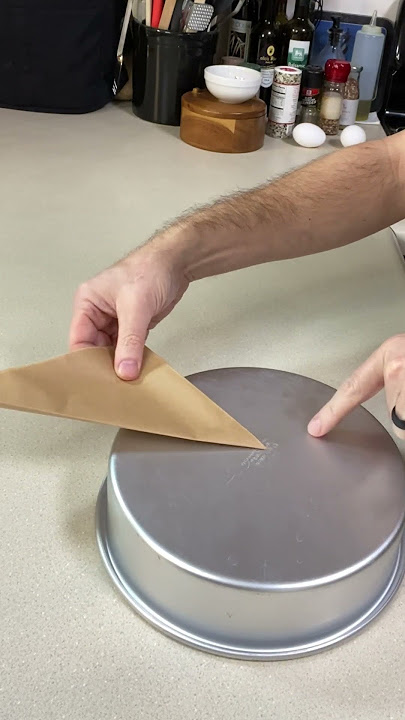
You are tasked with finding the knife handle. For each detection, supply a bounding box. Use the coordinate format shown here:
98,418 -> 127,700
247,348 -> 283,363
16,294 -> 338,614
151,0 -> 165,27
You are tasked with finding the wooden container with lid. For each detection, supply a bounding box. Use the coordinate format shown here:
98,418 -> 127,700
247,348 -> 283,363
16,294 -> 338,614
180,89 -> 266,154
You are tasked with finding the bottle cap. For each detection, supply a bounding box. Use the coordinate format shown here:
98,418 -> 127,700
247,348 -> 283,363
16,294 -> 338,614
301,65 -> 324,88
325,59 -> 351,83
361,10 -> 383,35
329,16 -> 343,42
351,65 -> 363,75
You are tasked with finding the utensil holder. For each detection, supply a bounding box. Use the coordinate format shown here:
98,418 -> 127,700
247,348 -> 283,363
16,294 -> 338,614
132,19 -> 218,126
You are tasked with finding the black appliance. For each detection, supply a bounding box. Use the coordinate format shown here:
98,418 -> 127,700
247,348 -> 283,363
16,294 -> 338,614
0,0 -> 124,114
380,0 -> 405,134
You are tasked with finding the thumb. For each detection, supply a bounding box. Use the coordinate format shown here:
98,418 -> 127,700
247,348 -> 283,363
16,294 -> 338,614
114,289 -> 154,380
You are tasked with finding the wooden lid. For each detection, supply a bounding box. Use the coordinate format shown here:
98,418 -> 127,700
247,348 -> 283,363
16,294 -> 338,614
182,89 -> 266,119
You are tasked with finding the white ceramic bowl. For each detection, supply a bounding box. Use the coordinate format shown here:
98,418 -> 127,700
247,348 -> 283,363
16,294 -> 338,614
204,65 -> 261,104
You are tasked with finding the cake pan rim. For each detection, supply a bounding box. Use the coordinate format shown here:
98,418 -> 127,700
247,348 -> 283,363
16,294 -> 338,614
96,480 -> 405,660
109,466 -> 405,590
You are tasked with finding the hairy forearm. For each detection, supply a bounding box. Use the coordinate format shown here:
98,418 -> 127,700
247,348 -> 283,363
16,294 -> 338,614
153,133 -> 405,281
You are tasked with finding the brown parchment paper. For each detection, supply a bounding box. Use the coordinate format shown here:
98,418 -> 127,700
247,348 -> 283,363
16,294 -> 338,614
0,347 -> 264,449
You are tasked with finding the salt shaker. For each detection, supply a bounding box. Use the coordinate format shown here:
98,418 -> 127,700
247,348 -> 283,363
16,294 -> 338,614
319,59 -> 351,136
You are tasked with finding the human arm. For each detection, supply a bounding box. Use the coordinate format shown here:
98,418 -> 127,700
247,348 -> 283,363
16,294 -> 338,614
170,132 -> 405,279
69,132 -> 405,380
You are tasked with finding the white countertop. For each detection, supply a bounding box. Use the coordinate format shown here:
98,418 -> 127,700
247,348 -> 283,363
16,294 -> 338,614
1,105 -> 405,720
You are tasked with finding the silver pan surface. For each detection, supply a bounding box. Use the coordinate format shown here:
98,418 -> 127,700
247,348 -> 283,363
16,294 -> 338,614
96,368 -> 405,660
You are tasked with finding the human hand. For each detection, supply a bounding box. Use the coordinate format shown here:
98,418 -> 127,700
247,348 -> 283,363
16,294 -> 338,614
69,242 -> 189,380
307,335 -> 405,440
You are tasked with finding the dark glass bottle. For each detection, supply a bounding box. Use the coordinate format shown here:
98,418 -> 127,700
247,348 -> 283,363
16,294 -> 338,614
274,0 -> 288,31
228,0 -> 260,62
249,1 -> 280,113
281,0 -> 314,69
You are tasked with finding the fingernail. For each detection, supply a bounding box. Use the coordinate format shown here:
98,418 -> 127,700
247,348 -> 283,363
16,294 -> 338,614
117,360 -> 138,380
308,415 -> 322,436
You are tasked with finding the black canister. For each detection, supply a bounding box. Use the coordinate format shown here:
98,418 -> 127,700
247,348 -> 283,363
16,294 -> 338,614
298,65 -> 324,124
132,20 -> 218,127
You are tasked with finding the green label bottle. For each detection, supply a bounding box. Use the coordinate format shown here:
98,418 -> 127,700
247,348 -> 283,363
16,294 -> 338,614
281,0 -> 314,69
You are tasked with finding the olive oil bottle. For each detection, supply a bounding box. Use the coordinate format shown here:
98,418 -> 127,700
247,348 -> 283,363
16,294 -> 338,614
249,0 -> 280,112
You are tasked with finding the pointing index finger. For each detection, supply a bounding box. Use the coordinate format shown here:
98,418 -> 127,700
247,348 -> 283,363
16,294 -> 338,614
307,348 -> 384,437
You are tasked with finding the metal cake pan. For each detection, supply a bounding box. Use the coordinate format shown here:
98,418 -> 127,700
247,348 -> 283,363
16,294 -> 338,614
96,368 -> 405,660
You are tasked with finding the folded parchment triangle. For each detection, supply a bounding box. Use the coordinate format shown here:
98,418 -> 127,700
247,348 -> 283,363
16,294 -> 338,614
0,347 -> 264,449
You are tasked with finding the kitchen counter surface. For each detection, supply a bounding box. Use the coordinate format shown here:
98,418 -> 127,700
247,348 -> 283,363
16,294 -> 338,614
1,105 -> 404,720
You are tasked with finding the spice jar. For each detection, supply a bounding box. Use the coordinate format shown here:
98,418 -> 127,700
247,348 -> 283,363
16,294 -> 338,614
319,59 -> 351,136
340,66 -> 362,129
298,65 -> 324,125
268,65 -> 302,139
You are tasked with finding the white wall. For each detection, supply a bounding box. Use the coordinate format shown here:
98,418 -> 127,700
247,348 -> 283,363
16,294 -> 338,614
286,0 -> 400,21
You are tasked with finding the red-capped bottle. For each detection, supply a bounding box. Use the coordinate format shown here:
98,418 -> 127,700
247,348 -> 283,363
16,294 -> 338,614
319,59 -> 351,135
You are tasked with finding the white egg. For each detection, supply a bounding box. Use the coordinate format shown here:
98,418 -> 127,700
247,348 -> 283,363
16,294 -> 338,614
292,123 -> 326,148
340,125 -> 367,147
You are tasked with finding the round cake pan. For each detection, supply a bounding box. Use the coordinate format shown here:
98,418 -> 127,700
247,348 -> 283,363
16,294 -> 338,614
96,368 -> 405,660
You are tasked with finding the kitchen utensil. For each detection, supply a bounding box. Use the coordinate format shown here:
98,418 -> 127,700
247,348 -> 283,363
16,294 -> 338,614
133,0 -> 147,22
182,1 -> 214,32
169,0 -> 186,31
97,367 -> 405,660
146,0 -> 152,25
210,0 -> 244,30
181,89 -> 266,152
204,64 -> 261,103
115,55 -> 133,101
145,0 -> 152,27
151,0 -> 164,27
158,0 -> 178,29
113,0 -> 133,96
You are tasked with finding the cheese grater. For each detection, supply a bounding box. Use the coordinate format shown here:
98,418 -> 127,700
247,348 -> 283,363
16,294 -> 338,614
182,1 -> 214,32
